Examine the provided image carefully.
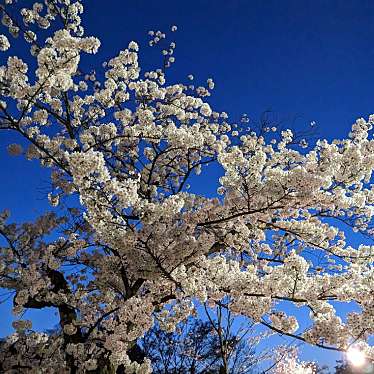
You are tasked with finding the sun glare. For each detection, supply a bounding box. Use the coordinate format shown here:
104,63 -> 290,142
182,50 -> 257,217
347,348 -> 366,367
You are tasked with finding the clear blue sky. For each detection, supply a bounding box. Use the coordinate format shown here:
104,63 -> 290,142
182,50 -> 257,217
1,0 -> 374,369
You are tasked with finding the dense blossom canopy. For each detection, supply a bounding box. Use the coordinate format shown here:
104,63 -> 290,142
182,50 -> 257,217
0,1 -> 373,373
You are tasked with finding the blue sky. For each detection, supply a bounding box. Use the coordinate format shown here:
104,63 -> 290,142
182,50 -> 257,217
1,0 -> 374,369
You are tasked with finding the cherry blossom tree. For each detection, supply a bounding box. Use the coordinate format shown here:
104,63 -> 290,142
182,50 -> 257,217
0,0 -> 374,372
